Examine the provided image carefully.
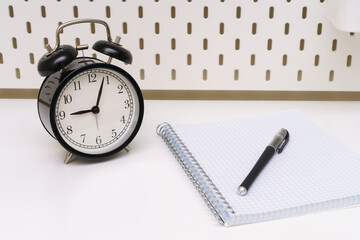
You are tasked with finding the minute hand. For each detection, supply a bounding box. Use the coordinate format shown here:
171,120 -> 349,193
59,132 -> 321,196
70,109 -> 93,115
95,79 -> 105,107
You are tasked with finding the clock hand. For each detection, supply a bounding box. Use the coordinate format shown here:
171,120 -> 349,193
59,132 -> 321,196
70,109 -> 93,115
95,114 -> 99,130
95,78 -> 105,107
70,105 -> 100,116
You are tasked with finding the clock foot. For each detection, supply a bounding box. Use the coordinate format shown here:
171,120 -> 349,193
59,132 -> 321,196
124,146 -> 130,152
64,151 -> 74,164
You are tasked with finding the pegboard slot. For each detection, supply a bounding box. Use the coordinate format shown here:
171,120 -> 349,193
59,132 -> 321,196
106,6 -> 111,18
302,7 -> 307,19
29,53 -> 34,64
203,6 -> 208,18
0,53 -> 3,64
236,7 -> 241,19
203,38 -> 208,50
15,68 -> 20,79
138,6 -> 143,18
347,55 -> 352,67
187,54 -> 192,65
219,54 -> 223,66
251,54 -> 255,66
26,22 -> 32,33
139,38 -> 144,50
203,69 -> 207,80
140,69 -> 145,80
155,22 -> 160,34
123,22 -> 128,34
41,6 -> 46,18
73,6 -> 78,18
234,70 -> 239,81
220,23 -> 224,34
8,5 -> 14,18
299,39 -> 305,51
235,39 -> 240,50
12,38 -> 17,49
297,70 -> 302,81
252,23 -> 257,35
187,23 -> 192,34
314,55 -> 320,67
317,23 -> 322,35
285,23 -> 290,35
58,22 -> 63,33
171,69 -> 176,80
332,39 -> 337,51
268,39 -> 272,50
171,38 -> 176,50
90,23 -> 95,34
329,70 -> 334,81
269,7 -> 274,19
155,54 -> 160,65
171,6 -> 176,18
266,70 -> 271,81
282,55 -> 288,66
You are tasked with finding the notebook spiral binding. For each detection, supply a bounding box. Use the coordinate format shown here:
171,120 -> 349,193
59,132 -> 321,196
157,122 -> 235,225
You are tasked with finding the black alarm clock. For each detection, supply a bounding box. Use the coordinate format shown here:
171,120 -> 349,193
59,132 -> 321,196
37,19 -> 144,163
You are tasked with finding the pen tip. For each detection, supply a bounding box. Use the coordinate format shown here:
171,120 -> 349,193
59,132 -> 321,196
237,186 -> 247,196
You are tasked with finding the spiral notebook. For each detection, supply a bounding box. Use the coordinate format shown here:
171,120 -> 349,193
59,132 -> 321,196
157,110 -> 360,226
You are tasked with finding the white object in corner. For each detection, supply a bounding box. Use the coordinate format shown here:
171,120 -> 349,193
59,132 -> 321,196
327,0 -> 360,32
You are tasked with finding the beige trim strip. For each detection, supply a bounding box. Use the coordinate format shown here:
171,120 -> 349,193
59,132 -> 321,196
1,89 -> 360,101
143,90 -> 360,101
0,89 -> 39,99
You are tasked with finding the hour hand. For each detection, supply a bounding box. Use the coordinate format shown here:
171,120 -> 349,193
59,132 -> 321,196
70,109 -> 93,115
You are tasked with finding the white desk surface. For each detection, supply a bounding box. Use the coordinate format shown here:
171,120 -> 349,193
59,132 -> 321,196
1,99 -> 360,240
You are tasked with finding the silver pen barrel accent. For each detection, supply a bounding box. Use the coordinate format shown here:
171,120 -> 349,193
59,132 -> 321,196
268,128 -> 289,153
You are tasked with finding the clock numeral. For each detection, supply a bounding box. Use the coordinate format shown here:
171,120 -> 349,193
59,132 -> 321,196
80,134 -> 86,143
59,111 -> 66,120
112,129 -> 117,138
96,136 -> 102,145
120,115 -> 126,124
73,81 -> 81,91
103,76 -> 110,85
66,126 -> 73,135
124,99 -> 130,109
64,94 -> 72,104
88,73 -> 97,83
118,84 -> 124,94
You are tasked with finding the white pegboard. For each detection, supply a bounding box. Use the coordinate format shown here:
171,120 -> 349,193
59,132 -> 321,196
0,0 -> 359,91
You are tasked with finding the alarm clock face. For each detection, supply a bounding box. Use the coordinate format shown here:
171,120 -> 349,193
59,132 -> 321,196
50,63 -> 144,158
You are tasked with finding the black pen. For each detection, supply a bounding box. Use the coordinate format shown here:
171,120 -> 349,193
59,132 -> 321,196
237,128 -> 290,196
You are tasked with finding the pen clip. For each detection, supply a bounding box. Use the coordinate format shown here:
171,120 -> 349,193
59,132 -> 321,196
276,130 -> 289,153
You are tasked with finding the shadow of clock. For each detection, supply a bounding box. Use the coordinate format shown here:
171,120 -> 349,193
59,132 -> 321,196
64,149 -> 129,165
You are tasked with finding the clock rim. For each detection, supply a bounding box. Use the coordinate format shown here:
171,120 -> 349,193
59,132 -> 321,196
49,62 -> 144,159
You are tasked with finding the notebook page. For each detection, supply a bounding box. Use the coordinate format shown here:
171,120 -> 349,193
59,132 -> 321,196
171,110 -> 360,222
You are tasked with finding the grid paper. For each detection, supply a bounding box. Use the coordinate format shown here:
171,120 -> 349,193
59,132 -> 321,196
170,110 -> 360,225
